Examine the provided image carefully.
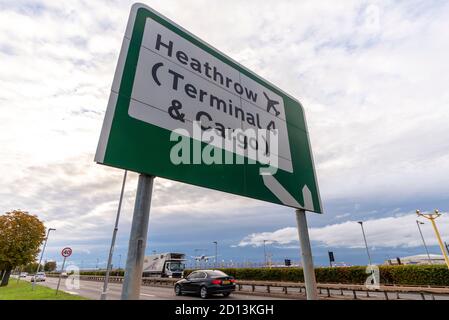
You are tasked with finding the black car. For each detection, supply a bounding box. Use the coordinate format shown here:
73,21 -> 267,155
174,270 -> 236,299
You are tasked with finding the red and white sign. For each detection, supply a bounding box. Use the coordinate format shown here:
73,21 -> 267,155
61,247 -> 72,258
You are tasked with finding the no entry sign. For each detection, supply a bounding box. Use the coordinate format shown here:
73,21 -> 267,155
95,4 -> 322,213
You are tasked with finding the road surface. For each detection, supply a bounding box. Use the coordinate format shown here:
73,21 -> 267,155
25,277 -> 449,300
29,277 -> 289,300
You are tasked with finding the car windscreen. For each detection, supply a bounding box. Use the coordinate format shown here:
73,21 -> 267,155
168,262 -> 185,271
206,270 -> 228,277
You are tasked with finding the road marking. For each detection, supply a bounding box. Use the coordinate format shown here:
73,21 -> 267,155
66,291 -> 79,295
140,293 -> 155,297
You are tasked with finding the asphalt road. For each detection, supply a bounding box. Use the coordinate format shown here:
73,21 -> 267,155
24,277 -> 449,300
29,277 -> 288,300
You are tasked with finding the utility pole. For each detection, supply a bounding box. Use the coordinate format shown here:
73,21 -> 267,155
101,170 -> 127,300
33,228 -> 55,290
416,220 -> 432,264
416,209 -> 449,270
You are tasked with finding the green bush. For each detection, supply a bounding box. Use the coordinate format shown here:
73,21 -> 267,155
184,265 -> 449,286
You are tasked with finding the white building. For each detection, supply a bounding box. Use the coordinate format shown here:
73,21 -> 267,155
385,254 -> 446,265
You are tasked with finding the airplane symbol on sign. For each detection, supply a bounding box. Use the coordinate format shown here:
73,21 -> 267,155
263,92 -> 280,117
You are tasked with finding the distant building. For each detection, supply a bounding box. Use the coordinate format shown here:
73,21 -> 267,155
385,254 -> 445,265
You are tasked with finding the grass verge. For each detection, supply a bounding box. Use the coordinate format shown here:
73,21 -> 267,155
0,279 -> 87,300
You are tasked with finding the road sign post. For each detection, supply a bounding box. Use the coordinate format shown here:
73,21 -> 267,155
56,247 -> 72,295
121,174 -> 154,300
295,209 -> 318,300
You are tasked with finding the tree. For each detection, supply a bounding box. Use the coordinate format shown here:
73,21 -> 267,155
0,210 -> 46,286
22,262 -> 43,274
44,261 -> 57,272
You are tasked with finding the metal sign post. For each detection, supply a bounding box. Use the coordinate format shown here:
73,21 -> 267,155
295,209 -> 318,300
56,247 -> 72,295
121,174 -> 155,300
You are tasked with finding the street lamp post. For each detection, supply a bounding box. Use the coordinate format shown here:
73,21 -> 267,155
213,241 -> 218,268
357,222 -> 372,266
263,240 -> 268,267
416,220 -> 432,264
101,169 -> 128,300
32,228 -> 55,290
416,209 -> 449,270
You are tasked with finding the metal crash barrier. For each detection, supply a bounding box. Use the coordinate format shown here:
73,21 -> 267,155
47,274 -> 449,300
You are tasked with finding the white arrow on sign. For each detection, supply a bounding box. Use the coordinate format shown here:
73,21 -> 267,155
262,175 -> 314,211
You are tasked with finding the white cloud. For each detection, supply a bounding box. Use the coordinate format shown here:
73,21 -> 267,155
237,212 -> 449,248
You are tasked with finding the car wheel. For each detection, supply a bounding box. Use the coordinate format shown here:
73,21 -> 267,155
222,292 -> 231,297
174,285 -> 182,296
200,286 -> 208,299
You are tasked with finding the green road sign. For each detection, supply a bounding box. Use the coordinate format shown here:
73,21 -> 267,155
95,3 -> 322,213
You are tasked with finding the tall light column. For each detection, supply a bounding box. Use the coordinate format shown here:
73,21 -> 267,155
357,221 -> 372,266
213,241 -> 218,268
416,220 -> 432,264
416,209 -> 449,270
33,228 -> 55,290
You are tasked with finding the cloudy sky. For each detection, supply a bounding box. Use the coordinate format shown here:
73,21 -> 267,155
1,0 -> 449,269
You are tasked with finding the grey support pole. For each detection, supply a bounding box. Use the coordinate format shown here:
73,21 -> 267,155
416,220 -> 432,264
121,174 -> 155,300
295,209 -> 318,300
101,170 -> 128,300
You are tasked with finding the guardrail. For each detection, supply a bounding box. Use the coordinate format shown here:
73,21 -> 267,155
48,274 -> 449,300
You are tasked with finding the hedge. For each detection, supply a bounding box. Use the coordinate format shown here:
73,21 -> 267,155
55,265 -> 449,286
184,265 -> 449,286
